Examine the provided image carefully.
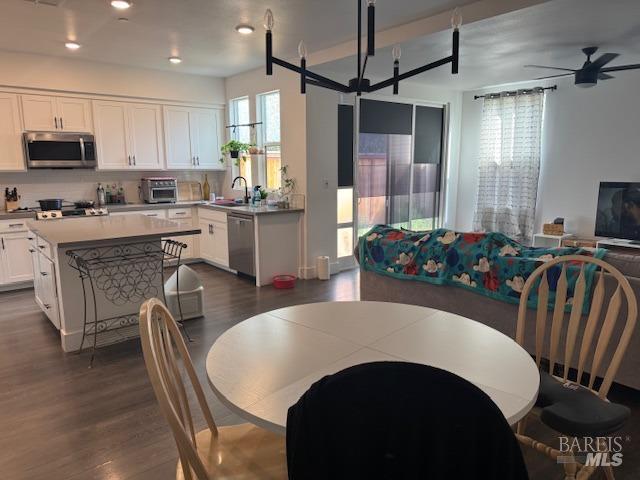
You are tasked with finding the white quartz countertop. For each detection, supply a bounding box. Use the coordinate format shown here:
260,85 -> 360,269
27,214 -> 201,247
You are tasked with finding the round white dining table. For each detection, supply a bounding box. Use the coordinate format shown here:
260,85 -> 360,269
206,301 -> 540,435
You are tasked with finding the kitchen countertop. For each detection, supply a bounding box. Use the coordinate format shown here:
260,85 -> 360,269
1,201 -> 304,220
26,215 -> 201,247
198,203 -> 304,216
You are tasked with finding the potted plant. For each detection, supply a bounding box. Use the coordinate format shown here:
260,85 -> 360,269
220,140 -> 252,159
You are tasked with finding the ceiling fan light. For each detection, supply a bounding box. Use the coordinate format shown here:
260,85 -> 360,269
576,81 -> 596,88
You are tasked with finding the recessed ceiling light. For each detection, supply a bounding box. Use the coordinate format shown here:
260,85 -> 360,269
168,56 -> 182,64
110,0 -> 132,10
65,41 -> 81,50
235,24 -> 255,35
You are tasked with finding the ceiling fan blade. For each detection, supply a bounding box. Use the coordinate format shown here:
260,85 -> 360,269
534,73 -> 574,80
588,53 -> 619,69
598,72 -> 614,80
601,63 -> 640,73
524,64 -> 576,72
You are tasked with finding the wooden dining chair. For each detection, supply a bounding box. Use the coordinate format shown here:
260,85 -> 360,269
139,298 -> 287,480
515,255 -> 637,480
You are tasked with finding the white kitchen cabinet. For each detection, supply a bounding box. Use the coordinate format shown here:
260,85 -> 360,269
36,253 -> 60,328
110,209 -> 168,219
93,101 -> 129,169
0,231 -> 33,284
164,107 -> 195,169
0,93 -> 24,171
127,103 -> 164,170
198,209 -> 229,267
191,108 -> 222,170
166,208 -> 197,259
164,106 -> 224,170
93,101 -> 164,170
29,238 -> 43,303
22,94 -> 92,132
56,97 -> 93,132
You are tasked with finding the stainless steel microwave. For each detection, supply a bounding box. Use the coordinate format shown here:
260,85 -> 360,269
24,132 -> 97,169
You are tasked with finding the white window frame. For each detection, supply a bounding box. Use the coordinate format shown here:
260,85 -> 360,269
228,96 -> 252,188
256,90 -> 281,190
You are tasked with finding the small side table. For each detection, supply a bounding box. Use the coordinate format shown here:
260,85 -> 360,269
532,233 -> 573,248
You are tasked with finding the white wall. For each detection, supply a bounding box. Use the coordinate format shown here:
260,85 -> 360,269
0,51 -> 225,105
456,74 -> 640,238
304,87 -> 349,274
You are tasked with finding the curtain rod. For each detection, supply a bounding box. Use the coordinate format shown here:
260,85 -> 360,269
474,85 -> 557,100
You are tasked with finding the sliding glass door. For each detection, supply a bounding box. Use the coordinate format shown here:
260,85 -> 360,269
356,99 -> 445,235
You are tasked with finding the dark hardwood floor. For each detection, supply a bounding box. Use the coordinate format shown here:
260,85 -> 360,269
0,263 -> 637,479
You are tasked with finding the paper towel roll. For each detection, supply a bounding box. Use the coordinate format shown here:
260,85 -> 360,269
316,256 -> 330,280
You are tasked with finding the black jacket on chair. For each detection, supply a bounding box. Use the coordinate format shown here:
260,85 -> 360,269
286,361 -> 528,480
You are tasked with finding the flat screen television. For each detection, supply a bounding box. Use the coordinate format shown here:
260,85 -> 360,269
595,182 -> 640,242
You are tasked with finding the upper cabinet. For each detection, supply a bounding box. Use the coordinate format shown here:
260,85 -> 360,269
0,93 -> 25,171
21,94 -> 93,133
127,103 -> 164,170
93,101 -> 164,171
164,106 -> 223,171
191,108 -> 222,170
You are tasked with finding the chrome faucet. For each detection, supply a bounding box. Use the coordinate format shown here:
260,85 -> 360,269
231,176 -> 250,204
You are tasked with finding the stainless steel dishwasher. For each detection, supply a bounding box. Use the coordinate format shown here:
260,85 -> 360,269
227,213 -> 255,276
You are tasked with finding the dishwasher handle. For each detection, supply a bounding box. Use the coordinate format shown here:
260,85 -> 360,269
229,214 -> 253,222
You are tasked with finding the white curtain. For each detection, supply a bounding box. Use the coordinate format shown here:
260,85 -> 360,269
472,90 -> 544,243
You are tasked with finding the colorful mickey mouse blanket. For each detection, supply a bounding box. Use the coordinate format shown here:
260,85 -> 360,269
358,226 -> 607,309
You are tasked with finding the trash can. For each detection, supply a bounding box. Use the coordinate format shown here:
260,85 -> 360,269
164,265 -> 204,320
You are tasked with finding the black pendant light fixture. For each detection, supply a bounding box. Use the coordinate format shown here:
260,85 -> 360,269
264,2 -> 462,96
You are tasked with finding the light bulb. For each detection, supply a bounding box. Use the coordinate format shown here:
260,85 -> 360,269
111,0 -> 132,9
65,41 -> 81,50
235,24 -> 255,35
264,9 -> 274,30
392,45 -> 401,61
451,7 -> 462,30
168,56 -> 182,64
298,40 -> 307,59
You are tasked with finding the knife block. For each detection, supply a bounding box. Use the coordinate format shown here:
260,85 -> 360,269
5,199 -> 19,212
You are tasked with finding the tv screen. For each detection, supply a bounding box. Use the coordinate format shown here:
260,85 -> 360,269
595,182 -> 640,241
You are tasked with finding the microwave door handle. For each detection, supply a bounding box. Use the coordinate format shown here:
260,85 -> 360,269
79,137 -> 86,165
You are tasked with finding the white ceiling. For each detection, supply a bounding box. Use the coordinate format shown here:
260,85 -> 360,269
0,0 -> 474,77
317,0 -> 640,91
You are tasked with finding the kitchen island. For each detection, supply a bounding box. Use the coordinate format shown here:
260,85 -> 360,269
26,214 -> 200,352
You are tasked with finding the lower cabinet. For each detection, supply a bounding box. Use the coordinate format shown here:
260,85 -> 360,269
198,217 -> 229,268
28,233 -> 60,328
0,227 -> 34,286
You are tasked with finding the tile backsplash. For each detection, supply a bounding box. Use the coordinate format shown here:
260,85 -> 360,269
1,170 -> 226,210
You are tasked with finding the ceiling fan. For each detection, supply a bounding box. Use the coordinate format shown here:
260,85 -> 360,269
525,46 -> 640,88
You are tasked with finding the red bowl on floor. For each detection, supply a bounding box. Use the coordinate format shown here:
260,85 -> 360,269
273,274 -> 297,289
